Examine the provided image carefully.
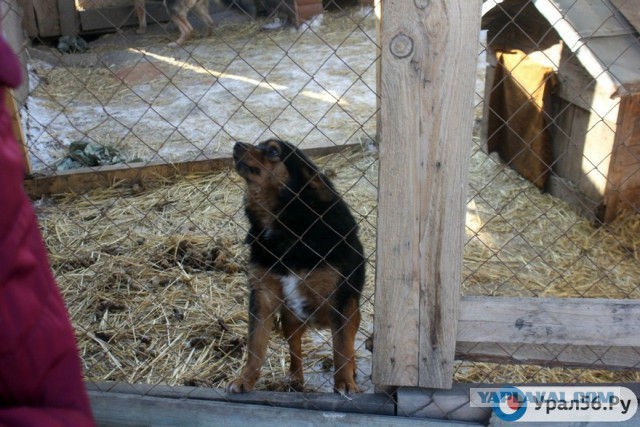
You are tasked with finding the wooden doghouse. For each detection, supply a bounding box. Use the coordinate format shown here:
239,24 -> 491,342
482,0 -> 640,222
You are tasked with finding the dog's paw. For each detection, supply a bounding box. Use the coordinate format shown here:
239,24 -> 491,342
285,374 -> 305,392
226,377 -> 254,394
334,379 -> 359,395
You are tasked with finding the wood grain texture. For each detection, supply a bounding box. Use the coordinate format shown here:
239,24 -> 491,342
88,391 -> 473,427
612,0 -> 640,34
605,95 -> 640,221
456,341 -> 640,370
57,0 -> 78,36
31,0 -> 60,37
373,0 -> 481,388
4,90 -> 31,174
86,382 -> 395,416
396,385 -> 490,422
24,144 -> 359,197
457,296 -> 640,347
16,0 -> 38,38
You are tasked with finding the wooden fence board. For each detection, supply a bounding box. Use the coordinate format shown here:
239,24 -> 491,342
86,382 -> 396,416
31,0 -> 60,36
88,391 -> 478,427
373,0 -> 481,388
24,144 -> 358,197
456,342 -> 640,370
57,0 -> 78,36
457,297 -> 640,347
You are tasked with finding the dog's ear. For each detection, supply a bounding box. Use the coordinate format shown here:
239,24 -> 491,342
278,141 -> 336,201
298,158 -> 336,202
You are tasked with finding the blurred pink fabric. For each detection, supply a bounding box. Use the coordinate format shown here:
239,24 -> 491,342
0,29 -> 95,427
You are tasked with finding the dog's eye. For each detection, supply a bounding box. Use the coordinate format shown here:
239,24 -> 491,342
266,146 -> 280,159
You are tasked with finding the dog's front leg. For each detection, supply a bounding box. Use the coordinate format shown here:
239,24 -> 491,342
281,310 -> 307,391
227,286 -> 280,393
331,300 -> 361,395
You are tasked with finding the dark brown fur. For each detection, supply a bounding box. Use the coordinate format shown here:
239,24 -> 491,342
226,139 -> 365,394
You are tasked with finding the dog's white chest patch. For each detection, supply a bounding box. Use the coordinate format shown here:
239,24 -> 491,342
281,275 -> 307,320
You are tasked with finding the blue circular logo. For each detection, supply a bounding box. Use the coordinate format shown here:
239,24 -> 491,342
493,386 -> 528,422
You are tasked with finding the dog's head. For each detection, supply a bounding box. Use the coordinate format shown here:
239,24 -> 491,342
233,139 -> 335,201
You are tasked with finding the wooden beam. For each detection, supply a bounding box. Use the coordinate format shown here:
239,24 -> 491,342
458,296 -> 640,347
396,385 -> 490,421
23,144 -> 359,198
57,0 -> 78,36
456,342 -> 640,370
88,391 -> 477,427
397,383 -> 640,423
455,296 -> 640,370
373,0 -> 481,388
4,90 -> 30,175
31,0 -> 60,37
86,382 -> 395,416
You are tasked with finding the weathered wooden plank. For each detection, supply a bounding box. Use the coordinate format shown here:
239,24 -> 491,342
554,0 -> 634,38
23,144 -> 360,197
583,35 -> 640,97
605,95 -> 640,221
534,0 -> 620,97
86,382 -> 395,416
457,297 -> 640,347
396,385 -> 490,422
4,90 -> 31,174
16,0 -> 38,38
88,391 -> 476,427
456,341 -> 640,370
31,0 -> 60,37
373,0 -> 481,388
555,45 -> 621,122
612,0 -> 640,35
57,0 -> 78,36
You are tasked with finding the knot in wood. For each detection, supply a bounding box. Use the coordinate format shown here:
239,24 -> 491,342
389,33 -> 414,59
414,0 -> 430,9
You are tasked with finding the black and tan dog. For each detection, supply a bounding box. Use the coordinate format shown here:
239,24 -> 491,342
226,139 -> 365,394
134,0 -> 215,46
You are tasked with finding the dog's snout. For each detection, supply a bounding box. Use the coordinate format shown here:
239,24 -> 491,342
233,141 -> 250,158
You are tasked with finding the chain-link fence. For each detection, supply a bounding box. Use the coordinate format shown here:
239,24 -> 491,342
3,0 -> 640,423
459,0 -> 640,389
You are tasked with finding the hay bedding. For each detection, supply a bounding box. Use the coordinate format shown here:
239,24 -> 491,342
30,6 -> 640,390
37,142 -> 640,391
38,148 -> 378,392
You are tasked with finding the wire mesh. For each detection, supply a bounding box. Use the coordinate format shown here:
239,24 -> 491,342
2,0 -> 640,421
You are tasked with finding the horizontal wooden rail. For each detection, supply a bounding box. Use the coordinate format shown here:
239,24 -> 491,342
457,296 -> 640,369
24,144 -> 359,198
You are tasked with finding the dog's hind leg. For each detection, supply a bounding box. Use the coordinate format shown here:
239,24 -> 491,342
331,299 -> 361,395
193,0 -> 216,38
134,0 -> 147,34
227,271 -> 282,393
281,310 -> 307,391
169,13 -> 194,46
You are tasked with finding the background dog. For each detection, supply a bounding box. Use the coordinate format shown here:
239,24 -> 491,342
227,139 -> 365,394
134,0 -> 216,46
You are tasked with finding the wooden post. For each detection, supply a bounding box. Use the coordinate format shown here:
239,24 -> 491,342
4,90 -> 31,174
373,0 -> 481,389
57,0 -> 78,36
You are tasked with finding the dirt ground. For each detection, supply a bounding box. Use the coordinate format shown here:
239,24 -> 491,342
24,6 -> 377,173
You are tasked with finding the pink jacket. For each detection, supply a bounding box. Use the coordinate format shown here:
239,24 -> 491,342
0,31 -> 95,426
